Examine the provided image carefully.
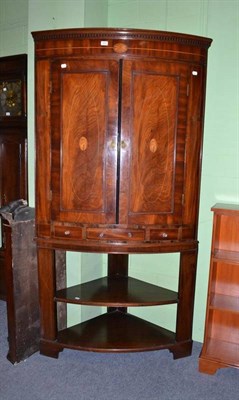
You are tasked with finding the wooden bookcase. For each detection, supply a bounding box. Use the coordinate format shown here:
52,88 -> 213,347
199,203 -> 239,374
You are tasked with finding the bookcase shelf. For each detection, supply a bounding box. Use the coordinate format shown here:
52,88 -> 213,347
210,293 -> 239,313
202,338 -> 239,368
213,250 -> 239,264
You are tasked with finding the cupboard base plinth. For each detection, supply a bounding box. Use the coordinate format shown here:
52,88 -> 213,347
169,340 -> 193,359
39,339 -> 193,360
198,356 -> 230,375
39,312 -> 193,359
40,339 -> 63,359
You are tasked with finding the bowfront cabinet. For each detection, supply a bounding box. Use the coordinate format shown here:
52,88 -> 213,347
32,28 -> 212,359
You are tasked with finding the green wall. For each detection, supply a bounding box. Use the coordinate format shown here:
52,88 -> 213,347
0,0 -> 238,342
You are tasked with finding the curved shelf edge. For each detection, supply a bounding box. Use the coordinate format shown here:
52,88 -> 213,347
55,276 -> 178,307
56,311 -> 176,352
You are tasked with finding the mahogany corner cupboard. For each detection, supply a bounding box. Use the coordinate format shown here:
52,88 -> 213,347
32,28 -> 212,359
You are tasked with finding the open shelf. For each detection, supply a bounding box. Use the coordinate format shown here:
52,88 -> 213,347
57,310 -> 176,352
55,276 -> 178,306
202,338 -> 239,367
210,293 -> 239,313
213,250 -> 239,264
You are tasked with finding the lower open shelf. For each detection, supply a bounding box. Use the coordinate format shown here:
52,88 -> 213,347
199,338 -> 239,374
56,310 -> 176,352
200,338 -> 239,366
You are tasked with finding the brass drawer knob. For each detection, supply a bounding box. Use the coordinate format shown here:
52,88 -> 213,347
121,140 -> 127,149
160,232 -> 168,238
109,140 -> 116,150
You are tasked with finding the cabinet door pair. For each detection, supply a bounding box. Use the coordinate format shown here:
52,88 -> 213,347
50,58 -> 191,227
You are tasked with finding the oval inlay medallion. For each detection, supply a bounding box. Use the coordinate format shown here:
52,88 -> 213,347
113,43 -> 128,54
79,136 -> 88,151
149,138 -> 158,153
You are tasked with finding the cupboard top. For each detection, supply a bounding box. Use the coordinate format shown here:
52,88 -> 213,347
211,203 -> 239,214
32,28 -> 212,61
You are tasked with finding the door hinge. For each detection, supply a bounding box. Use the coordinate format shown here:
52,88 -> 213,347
49,81 -> 53,94
49,190 -> 52,202
182,193 -> 185,206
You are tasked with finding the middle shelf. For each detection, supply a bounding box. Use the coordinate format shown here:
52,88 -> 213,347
55,276 -> 178,307
210,293 -> 239,312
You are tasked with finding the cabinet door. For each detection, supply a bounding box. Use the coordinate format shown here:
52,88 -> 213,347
119,60 -> 190,226
51,59 -> 119,224
0,132 -> 27,206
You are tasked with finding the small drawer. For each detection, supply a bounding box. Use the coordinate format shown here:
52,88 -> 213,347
37,223 -> 51,237
181,227 -> 194,240
150,228 -> 179,241
53,225 -> 83,239
86,228 -> 145,241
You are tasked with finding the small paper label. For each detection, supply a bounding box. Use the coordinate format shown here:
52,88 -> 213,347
101,41 -> 108,46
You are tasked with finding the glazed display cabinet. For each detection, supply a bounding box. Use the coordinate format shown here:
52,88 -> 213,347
32,28 -> 212,359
